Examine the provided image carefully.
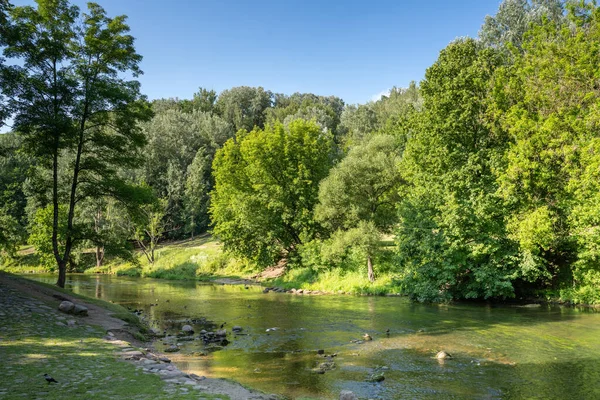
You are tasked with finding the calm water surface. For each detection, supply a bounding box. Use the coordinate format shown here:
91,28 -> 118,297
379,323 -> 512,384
26,274 -> 600,399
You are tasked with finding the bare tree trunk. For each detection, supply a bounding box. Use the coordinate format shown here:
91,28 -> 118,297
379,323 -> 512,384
367,255 -> 375,282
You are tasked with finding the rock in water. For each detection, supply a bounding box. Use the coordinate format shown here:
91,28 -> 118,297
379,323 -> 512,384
58,301 -> 75,313
339,390 -> 358,400
181,325 -> 194,334
436,351 -> 451,359
73,304 -> 88,316
232,326 -> 243,332
366,372 -> 385,382
164,345 -> 180,353
363,333 -> 372,341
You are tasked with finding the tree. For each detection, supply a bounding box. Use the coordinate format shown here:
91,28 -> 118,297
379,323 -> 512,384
479,0 -> 565,50
0,0 -> 152,287
133,199 -> 167,264
0,132 -> 31,256
491,3 -> 600,286
215,86 -> 273,132
211,119 -> 335,267
396,39 -> 516,302
140,109 -> 233,238
315,135 -> 402,281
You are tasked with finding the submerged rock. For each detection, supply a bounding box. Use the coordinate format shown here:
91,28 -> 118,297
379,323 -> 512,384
366,372 -> 385,382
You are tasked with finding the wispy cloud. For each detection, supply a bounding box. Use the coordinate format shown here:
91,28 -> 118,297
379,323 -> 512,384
370,89 -> 391,102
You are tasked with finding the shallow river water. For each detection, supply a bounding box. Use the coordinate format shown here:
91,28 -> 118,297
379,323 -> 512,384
26,274 -> 600,399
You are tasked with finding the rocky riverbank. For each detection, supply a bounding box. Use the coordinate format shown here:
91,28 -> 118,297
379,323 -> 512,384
0,272 -> 279,400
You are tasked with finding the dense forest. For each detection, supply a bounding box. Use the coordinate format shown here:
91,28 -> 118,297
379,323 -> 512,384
1,0 -> 600,303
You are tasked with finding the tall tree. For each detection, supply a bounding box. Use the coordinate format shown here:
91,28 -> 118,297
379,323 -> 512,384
397,39 -> 516,302
315,135 -> 403,281
479,0 -> 565,50
0,0 -> 152,287
211,120 -> 335,267
215,86 -> 273,132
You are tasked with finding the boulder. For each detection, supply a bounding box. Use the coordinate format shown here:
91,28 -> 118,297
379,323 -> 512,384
216,329 -> 226,337
73,304 -> 88,316
339,391 -> 358,400
58,301 -> 75,313
181,325 -> 194,335
436,351 -> 451,360
164,345 -> 180,353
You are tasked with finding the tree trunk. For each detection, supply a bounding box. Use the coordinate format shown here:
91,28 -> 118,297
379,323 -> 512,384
96,245 -> 104,267
57,259 -> 67,288
367,255 -> 375,282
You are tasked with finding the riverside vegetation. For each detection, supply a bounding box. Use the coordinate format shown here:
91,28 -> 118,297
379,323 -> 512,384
2,0 -> 600,305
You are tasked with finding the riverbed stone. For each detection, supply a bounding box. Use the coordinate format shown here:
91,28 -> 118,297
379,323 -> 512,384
73,304 -> 88,316
232,326 -> 243,332
164,345 -> 180,353
181,325 -> 194,334
58,301 -> 75,313
436,351 -> 451,360
340,391 -> 358,400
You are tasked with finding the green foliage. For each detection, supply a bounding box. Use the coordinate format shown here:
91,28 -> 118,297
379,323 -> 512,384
479,0 -> 565,50
0,0 -> 152,286
28,204 -> 67,271
215,86 -> 273,131
491,3 -> 600,286
315,135 -> 403,280
140,108 -> 234,238
396,38 -> 517,302
211,119 -> 335,267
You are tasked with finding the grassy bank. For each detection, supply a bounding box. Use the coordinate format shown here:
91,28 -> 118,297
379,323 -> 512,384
4,235 -> 600,303
0,273 -> 226,400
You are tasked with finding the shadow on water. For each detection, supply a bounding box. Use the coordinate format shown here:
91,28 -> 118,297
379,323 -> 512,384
21,274 -> 600,399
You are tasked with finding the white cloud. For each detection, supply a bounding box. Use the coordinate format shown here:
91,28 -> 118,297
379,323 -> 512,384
370,89 -> 391,102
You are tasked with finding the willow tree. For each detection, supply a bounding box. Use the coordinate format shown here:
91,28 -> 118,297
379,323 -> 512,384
0,0 -> 152,287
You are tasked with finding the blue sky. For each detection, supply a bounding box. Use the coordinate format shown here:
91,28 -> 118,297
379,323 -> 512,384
11,0 -> 502,105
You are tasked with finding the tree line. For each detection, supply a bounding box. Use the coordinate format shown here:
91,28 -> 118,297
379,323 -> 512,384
2,0 -> 599,303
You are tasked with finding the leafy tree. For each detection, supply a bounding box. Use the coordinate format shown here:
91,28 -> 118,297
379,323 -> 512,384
211,119 -> 335,267
0,133 -> 32,255
140,109 -> 233,238
28,204 -> 68,271
184,148 -> 212,237
268,92 -> 345,135
181,87 -> 217,113
133,199 -> 167,264
80,197 -> 134,267
396,39 -> 516,302
0,0 -> 152,287
479,0 -> 565,50
215,86 -> 273,131
491,3 -> 600,286
315,135 -> 402,281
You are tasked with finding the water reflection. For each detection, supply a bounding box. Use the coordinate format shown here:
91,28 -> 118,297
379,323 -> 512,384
25,274 -> 600,399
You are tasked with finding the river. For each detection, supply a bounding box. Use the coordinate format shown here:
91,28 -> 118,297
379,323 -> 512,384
25,274 -> 600,399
